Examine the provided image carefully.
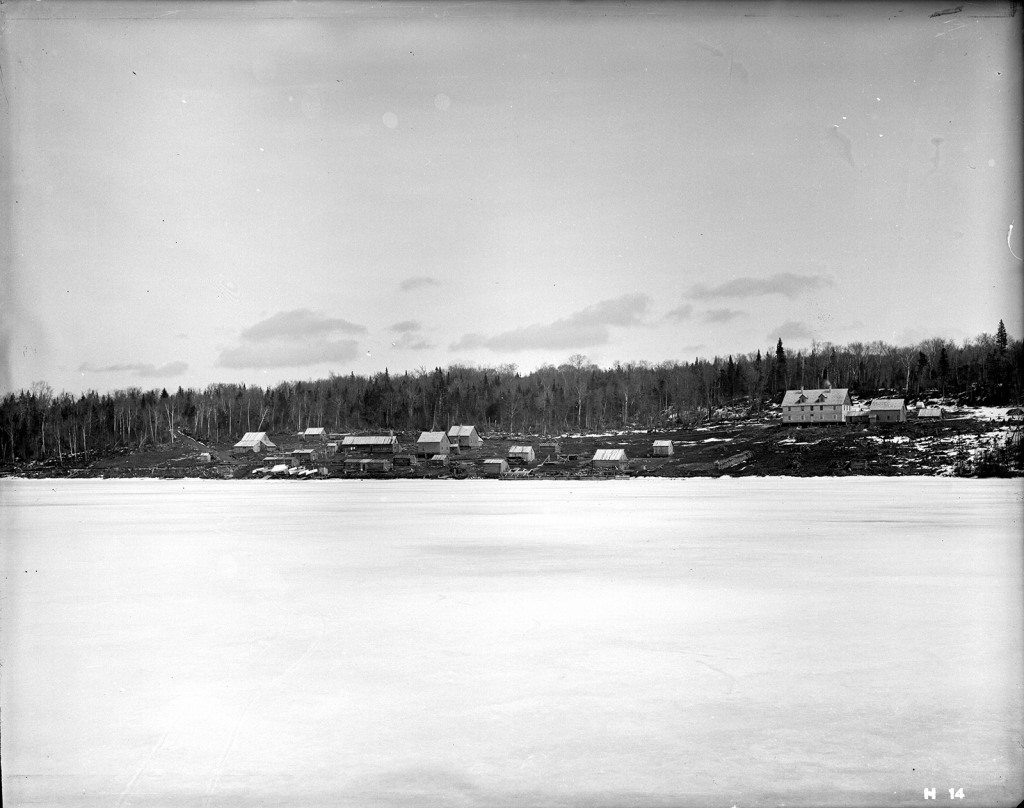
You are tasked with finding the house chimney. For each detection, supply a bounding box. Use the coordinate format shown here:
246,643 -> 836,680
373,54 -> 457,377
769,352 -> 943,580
824,379 -> 832,390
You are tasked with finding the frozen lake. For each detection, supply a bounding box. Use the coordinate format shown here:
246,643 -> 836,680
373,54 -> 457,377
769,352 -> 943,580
2,478 -> 1022,807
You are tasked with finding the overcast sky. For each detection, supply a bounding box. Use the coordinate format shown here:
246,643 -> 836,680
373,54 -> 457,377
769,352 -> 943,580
1,0 -> 1021,395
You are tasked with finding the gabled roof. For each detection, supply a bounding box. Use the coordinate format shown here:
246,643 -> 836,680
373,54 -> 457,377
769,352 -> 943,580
508,445 -> 534,454
447,425 -> 478,437
341,435 -> 398,446
869,398 -> 906,411
418,432 -> 448,442
483,458 -> 508,464
303,427 -> 326,436
233,431 -> 276,448
781,388 -> 850,407
653,440 -> 673,447
593,449 -> 628,461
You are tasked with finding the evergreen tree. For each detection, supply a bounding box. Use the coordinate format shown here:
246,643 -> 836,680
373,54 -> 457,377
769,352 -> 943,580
774,338 -> 787,392
997,320 -> 1008,353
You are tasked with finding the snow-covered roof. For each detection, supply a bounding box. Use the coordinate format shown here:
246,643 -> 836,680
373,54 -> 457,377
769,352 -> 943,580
418,432 -> 448,443
782,388 -> 850,407
341,435 -> 398,446
869,398 -> 906,411
593,449 -> 628,461
233,431 -> 276,448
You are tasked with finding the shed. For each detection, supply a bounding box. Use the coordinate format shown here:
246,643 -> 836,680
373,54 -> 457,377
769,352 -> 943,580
363,458 -> 393,473
198,452 -> 213,464
483,458 -> 510,477
918,407 -> 944,420
592,448 -> 628,470
302,427 -> 328,442
447,425 -> 483,449
393,454 -> 419,467
429,454 -> 450,467
869,398 -> 907,423
538,441 -> 560,456
652,440 -> 674,456
417,432 -> 451,456
290,449 -> 318,466
232,431 -> 276,454
507,445 -> 536,464
343,457 -> 366,473
846,409 -> 870,425
340,435 -> 400,454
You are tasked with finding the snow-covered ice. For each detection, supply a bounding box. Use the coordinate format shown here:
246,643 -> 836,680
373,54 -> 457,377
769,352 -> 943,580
2,478 -> 1022,807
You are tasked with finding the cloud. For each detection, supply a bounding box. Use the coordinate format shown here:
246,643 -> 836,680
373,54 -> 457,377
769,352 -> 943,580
391,332 -> 433,350
768,321 -> 815,343
689,272 -> 834,300
217,308 -> 365,368
399,276 -> 441,292
240,309 -> 365,341
703,308 -> 746,323
78,361 -> 188,378
664,304 -> 694,321
450,294 -> 650,352
389,320 -> 422,333
217,340 -> 359,369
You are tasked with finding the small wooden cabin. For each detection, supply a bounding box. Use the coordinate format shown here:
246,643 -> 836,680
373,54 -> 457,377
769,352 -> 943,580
507,445 -> 536,464
483,458 -> 510,477
232,432 -> 276,455
592,448 -> 628,470
301,427 -> 328,443
447,425 -> 483,449
869,398 -> 908,423
417,432 -> 451,457
652,440 -> 673,456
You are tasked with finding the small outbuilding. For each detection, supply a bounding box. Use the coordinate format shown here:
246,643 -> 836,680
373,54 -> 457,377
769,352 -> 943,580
508,445 -> 536,464
652,440 -> 674,456
232,431 -> 277,455
918,407 -> 944,420
428,454 -> 450,467
447,425 -> 483,450
393,454 -> 419,467
482,458 -> 510,477
417,432 -> 451,456
846,409 -> 870,425
289,449 -> 318,466
301,427 -> 328,442
869,398 -> 907,424
539,441 -> 561,457
592,448 -> 629,470
363,458 -> 393,473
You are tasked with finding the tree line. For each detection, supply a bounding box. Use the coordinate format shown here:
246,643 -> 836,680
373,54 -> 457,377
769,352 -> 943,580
2,323 -> 1021,464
